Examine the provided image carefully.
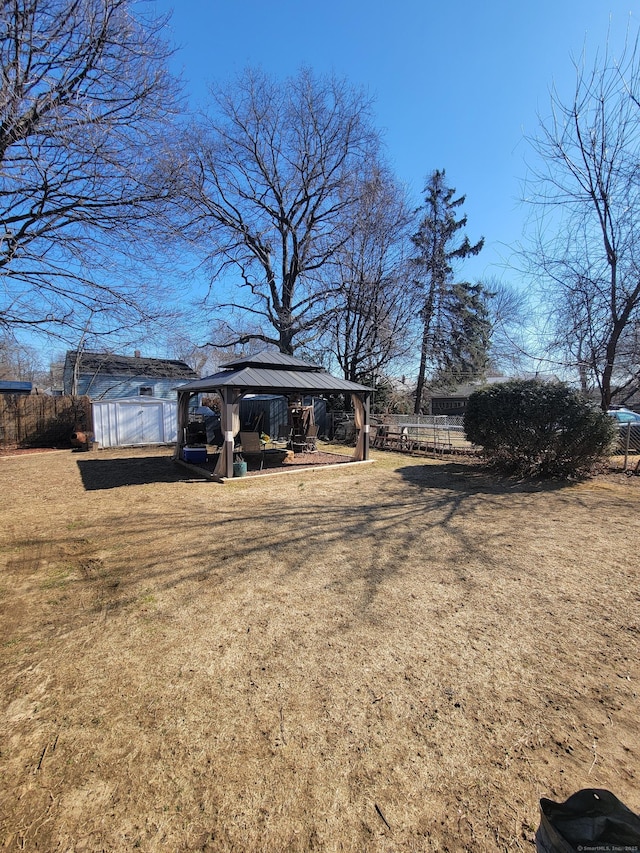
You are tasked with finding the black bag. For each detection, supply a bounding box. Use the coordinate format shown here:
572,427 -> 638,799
536,789 -> 640,852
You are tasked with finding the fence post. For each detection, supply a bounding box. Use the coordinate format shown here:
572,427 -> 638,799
624,422 -> 631,471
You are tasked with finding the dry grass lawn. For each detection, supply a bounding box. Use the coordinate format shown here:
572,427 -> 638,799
1,445 -> 639,852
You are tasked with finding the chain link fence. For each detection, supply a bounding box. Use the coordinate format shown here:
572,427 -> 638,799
612,422 -> 640,473
326,411 -> 640,470
372,414 -> 640,470
371,414 -> 473,455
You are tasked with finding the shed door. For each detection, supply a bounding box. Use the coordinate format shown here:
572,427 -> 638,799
118,402 -> 164,445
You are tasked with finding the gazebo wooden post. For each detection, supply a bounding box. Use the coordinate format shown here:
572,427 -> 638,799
363,392 -> 371,461
222,386 -> 235,479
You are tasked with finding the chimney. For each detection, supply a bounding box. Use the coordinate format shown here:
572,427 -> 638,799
134,350 -> 141,359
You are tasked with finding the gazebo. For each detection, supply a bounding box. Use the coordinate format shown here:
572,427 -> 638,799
174,351 -> 373,479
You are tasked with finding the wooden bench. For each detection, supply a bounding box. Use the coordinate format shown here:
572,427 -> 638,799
372,425 -> 411,451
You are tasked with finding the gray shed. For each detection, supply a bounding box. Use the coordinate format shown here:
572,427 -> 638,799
175,351 -> 372,479
239,394 -> 289,437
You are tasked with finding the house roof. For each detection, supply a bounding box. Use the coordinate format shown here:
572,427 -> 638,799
65,351 -> 198,380
0,380 -> 32,394
430,375 -> 563,400
178,351 -> 371,395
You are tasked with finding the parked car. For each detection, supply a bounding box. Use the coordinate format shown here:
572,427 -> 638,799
608,408 -> 640,448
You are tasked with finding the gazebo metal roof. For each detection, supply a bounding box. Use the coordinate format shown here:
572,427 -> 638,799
178,351 -> 372,395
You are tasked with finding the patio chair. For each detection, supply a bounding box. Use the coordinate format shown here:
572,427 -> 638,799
273,425 -> 292,449
239,431 -> 264,470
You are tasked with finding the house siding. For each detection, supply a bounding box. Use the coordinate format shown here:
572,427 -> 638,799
74,374 -> 188,401
431,397 -> 468,416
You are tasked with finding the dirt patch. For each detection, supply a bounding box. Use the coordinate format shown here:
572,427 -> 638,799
0,445 -> 638,851
197,448 -> 357,479
246,448 -> 355,473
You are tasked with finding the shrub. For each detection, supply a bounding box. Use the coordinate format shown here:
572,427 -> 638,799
463,379 -> 617,478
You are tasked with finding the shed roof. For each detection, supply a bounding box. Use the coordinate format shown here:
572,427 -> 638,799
178,351 -> 371,395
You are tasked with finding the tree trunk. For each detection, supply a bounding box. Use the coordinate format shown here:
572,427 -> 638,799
414,322 -> 430,414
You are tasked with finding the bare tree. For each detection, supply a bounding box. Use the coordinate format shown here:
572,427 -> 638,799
328,165 -> 414,383
0,0 -> 180,341
163,329 -> 225,378
483,277 -> 531,375
172,68 -> 382,355
0,328 -> 43,380
525,33 -> 640,409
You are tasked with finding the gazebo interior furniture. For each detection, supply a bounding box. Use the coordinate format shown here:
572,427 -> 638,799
174,351 -> 372,479
238,431 -> 265,470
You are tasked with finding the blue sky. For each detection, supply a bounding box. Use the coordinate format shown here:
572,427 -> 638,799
150,0 -> 637,288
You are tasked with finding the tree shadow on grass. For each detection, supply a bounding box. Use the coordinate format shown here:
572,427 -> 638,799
21,454 -> 614,638
396,460 -> 578,495
76,455 -> 197,490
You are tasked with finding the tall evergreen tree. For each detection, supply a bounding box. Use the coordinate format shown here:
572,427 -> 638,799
431,281 -> 492,388
411,170 -> 485,412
